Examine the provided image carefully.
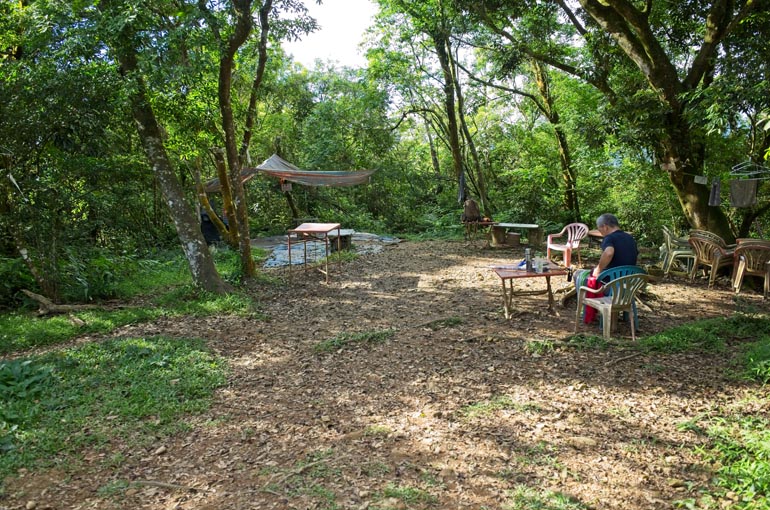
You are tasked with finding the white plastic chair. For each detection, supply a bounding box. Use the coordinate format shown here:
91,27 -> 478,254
547,223 -> 589,268
661,226 -> 695,277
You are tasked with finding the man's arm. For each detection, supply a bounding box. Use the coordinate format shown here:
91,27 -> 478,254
592,246 -> 615,277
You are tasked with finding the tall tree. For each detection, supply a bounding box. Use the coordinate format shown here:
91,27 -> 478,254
373,0 -> 493,214
97,0 -> 231,293
463,0 -> 768,239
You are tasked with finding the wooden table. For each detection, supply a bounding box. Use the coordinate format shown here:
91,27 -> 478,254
587,229 -> 604,248
492,263 -> 569,318
287,222 -> 341,283
491,223 -> 542,247
463,220 -> 497,246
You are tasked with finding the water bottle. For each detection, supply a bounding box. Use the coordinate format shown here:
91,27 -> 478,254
525,248 -> 532,272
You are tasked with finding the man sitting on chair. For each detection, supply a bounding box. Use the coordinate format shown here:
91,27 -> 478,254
592,213 -> 638,278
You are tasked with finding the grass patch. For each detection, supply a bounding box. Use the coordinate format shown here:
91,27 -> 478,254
675,414 -> 770,509
2,247 -> 265,355
109,254 -> 189,298
639,314 -> 770,355
0,308 -> 164,354
1,287 -> 259,356
264,449 -> 342,509
423,316 -> 464,330
326,249 -> 359,264
503,485 -> 588,509
314,329 -> 395,353
461,395 -> 542,420
738,337 -> 770,384
151,285 -> 261,318
655,314 -> 770,509
0,336 -> 228,480
525,339 -> 555,355
566,333 -> 610,350
362,461 -> 392,477
374,482 -> 438,508
514,441 -> 562,469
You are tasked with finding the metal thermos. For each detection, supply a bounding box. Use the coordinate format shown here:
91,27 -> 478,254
525,248 -> 532,272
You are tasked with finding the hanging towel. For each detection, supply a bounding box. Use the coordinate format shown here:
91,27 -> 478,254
708,180 -> 721,206
582,276 -> 604,324
730,179 -> 758,208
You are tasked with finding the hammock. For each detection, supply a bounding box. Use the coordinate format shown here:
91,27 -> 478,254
204,154 -> 375,192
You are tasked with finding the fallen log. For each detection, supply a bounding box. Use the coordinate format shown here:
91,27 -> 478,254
21,289 -> 99,316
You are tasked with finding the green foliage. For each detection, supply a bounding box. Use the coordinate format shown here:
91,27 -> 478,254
566,334 -> 610,351
314,329 -> 395,353
0,360 -> 51,405
0,250 -> 259,355
525,339 -> 556,355
58,248 -> 186,302
152,285 -> 260,319
461,395 -> 541,420
0,309 -> 164,355
376,483 -> 438,507
1,0 -> 769,314
676,415 -> 770,510
0,337 -> 228,478
0,257 -> 35,310
0,359 -> 53,453
739,338 -> 770,384
503,485 -> 588,510
0,248 -> 193,309
639,319 -> 726,354
639,315 -> 770,354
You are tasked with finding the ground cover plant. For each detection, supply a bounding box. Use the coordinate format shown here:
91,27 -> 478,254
0,337 -> 228,480
1,247 -> 263,355
2,240 -> 770,509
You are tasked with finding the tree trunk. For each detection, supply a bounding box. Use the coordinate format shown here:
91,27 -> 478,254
658,109 -> 733,240
216,0 -> 259,279
450,46 -> 492,217
532,60 -> 580,222
432,31 -> 465,201
211,149 -> 239,248
115,50 -> 230,294
576,0 -> 744,240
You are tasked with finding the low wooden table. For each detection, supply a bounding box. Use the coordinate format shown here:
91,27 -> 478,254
463,220 -> 497,246
287,222 -> 341,283
491,223 -> 542,247
587,229 -> 604,248
492,263 -> 570,318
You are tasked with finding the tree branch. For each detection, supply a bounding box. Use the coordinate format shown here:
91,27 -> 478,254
453,60 -> 547,116
685,0 -> 759,89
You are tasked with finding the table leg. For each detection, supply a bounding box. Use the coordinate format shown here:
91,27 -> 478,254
288,234 -> 293,280
335,227 -> 341,280
323,233 -> 330,283
501,278 -> 512,319
545,276 -> 560,316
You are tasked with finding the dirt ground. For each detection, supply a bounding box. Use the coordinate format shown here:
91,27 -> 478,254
4,239 -> 770,510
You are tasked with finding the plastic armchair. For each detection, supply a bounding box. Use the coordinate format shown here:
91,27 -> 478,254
662,226 -> 695,277
688,231 -> 736,288
689,229 -> 737,250
575,273 -> 648,340
579,265 -> 647,329
547,223 -> 589,268
733,240 -> 770,299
